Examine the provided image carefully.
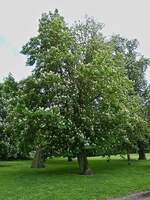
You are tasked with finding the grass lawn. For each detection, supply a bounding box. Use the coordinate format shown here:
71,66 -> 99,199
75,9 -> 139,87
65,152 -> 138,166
0,154 -> 150,200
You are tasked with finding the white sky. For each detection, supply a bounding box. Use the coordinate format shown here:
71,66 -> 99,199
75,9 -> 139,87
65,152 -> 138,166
0,0 -> 150,82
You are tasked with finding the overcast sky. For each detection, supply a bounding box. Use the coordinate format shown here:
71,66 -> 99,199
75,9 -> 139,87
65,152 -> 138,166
0,0 -> 150,82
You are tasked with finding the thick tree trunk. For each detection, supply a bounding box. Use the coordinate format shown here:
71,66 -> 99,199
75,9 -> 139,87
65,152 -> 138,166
31,149 -> 45,168
77,153 -> 93,175
67,156 -> 72,162
138,141 -> 146,160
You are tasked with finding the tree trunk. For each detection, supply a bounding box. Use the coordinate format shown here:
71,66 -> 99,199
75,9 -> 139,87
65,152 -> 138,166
127,153 -> 131,165
77,153 -> 93,175
67,156 -> 72,162
138,141 -> 146,160
31,149 -> 45,168
106,155 -> 111,162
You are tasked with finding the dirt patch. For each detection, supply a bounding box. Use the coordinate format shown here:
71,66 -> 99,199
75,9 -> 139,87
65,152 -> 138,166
110,191 -> 150,200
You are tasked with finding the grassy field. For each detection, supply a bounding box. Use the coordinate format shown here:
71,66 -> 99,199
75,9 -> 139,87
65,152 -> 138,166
0,154 -> 150,200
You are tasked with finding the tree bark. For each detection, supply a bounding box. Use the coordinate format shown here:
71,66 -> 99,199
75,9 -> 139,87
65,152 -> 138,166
31,149 -> 45,168
138,141 -> 146,160
77,153 -> 93,175
127,153 -> 131,165
67,156 -> 72,162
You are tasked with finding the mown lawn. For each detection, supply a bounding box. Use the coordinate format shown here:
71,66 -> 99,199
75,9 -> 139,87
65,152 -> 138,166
0,154 -> 150,200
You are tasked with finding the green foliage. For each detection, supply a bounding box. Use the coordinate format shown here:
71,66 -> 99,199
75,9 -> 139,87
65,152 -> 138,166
110,34 -> 150,153
19,10 -> 146,159
110,34 -> 150,95
0,74 -> 19,159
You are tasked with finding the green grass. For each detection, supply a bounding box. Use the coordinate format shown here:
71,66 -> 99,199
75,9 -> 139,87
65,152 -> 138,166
0,154 -> 150,200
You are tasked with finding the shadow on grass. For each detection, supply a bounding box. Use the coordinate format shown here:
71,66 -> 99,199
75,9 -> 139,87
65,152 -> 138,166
1,158 -> 150,179
0,164 -> 11,167
15,158 -> 141,177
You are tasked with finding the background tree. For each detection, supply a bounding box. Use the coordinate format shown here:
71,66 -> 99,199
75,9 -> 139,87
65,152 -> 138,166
0,82 -> 7,159
110,35 -> 150,160
0,74 -> 20,160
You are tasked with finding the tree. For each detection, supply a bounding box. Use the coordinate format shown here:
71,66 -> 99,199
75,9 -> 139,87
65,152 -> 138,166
0,82 -> 7,159
0,74 -> 20,160
20,10 -> 144,174
110,35 -> 150,160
